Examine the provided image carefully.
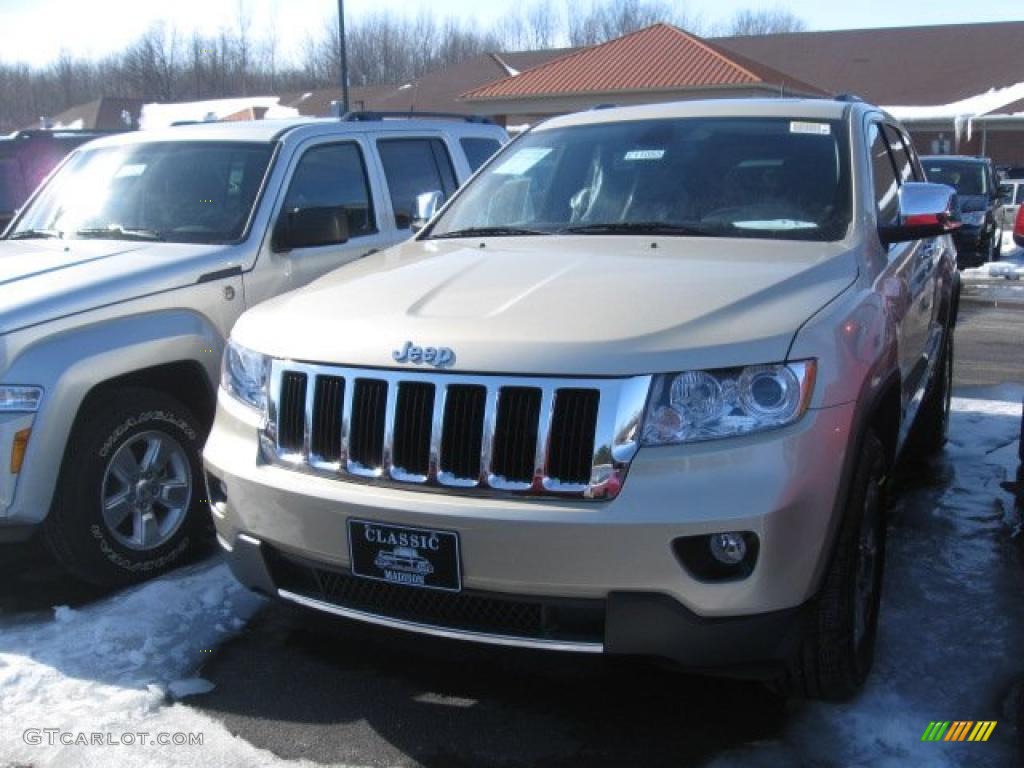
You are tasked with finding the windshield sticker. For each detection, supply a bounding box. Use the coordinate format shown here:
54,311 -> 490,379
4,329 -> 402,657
623,149 -> 666,161
790,121 -> 831,136
114,164 -> 147,178
492,147 -> 553,175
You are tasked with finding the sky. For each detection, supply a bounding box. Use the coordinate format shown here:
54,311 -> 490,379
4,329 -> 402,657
0,0 -> 1021,67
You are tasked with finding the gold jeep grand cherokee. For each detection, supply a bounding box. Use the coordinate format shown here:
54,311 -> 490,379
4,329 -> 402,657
204,97 -> 961,699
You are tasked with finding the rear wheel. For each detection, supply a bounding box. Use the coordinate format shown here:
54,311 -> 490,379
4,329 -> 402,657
770,431 -> 887,700
43,388 -> 207,586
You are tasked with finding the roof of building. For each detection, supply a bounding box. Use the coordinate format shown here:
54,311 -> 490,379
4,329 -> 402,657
463,24 -> 826,101
277,49 -> 574,118
278,85 -> 398,116
44,97 -> 144,130
716,21 -> 1024,108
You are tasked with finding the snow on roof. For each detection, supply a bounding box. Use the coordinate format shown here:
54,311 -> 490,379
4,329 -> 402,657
139,97 -> 299,130
884,81 -> 1024,142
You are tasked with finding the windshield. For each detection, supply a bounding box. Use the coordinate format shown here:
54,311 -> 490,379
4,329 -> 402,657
9,141 -> 274,243
0,156 -> 27,212
427,117 -> 851,242
923,160 -> 988,197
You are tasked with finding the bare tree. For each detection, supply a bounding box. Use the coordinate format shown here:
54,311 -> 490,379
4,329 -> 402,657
725,7 -> 807,36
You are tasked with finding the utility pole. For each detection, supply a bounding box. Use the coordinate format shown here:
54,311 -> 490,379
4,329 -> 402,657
338,0 -> 350,114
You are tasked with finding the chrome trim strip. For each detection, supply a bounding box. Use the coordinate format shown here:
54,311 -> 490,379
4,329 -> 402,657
277,588 -> 605,654
261,360 -> 652,501
237,533 -> 262,546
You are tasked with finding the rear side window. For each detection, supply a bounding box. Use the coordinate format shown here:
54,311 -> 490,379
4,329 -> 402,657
1017,185 -> 1024,205
460,137 -> 502,172
869,123 -> 900,227
377,138 -> 458,229
284,142 -> 376,241
883,125 -> 917,183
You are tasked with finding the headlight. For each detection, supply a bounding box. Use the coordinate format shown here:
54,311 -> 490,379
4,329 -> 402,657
961,211 -> 985,226
641,361 -> 816,446
0,386 -> 43,412
221,340 -> 269,412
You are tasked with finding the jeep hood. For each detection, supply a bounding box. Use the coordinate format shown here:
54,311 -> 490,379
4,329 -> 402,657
0,239 -> 237,334
234,236 -> 859,377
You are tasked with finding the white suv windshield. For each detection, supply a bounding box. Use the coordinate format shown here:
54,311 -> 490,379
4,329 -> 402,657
427,117 -> 851,242
9,141 -> 274,244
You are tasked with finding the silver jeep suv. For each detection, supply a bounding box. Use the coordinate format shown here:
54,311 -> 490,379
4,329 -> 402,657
205,98 -> 961,699
0,115 -> 506,585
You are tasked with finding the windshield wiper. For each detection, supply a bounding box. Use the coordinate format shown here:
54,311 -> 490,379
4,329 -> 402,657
559,221 -> 716,237
429,226 -> 548,239
75,226 -> 164,241
8,228 -> 63,240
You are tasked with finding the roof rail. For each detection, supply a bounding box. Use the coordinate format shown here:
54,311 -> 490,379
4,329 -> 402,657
338,111 -> 494,125
834,93 -> 864,103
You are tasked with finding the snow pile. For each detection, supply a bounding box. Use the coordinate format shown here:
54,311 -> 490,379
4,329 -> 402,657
711,393 -> 1024,768
140,98 -> 299,130
0,560 -> 313,767
885,80 -> 1024,144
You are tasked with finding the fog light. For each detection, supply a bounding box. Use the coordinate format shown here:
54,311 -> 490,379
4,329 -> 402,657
10,428 -> 30,474
709,532 -> 747,565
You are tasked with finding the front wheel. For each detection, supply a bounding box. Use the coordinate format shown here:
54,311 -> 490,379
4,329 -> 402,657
43,388 -> 208,586
769,431 -> 887,700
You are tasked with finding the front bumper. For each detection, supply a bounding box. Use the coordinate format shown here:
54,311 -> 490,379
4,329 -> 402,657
0,412 -> 35,528
953,224 -> 991,266
204,391 -> 855,669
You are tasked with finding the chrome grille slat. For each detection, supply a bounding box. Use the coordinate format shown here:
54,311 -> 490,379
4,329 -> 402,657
262,361 -> 651,501
348,379 -> 388,476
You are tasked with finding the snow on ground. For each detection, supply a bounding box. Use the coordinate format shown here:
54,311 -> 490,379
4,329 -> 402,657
1,393 -> 1021,768
0,560 -> 321,768
711,391 -> 1024,768
961,233 -> 1024,286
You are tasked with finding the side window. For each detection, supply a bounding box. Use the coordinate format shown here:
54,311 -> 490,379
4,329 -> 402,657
868,123 -> 900,228
460,137 -> 502,173
283,142 -> 376,241
884,125 -> 919,183
377,138 -> 458,229
1017,185 -> 1024,205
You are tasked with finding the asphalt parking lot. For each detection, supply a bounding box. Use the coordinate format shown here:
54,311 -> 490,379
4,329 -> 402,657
1,286 -> 1022,768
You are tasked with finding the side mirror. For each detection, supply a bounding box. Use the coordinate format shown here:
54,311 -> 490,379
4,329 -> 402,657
273,206 -> 350,251
411,190 -> 444,233
879,182 -> 962,245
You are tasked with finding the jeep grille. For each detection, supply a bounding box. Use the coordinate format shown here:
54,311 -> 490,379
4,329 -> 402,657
260,362 -> 650,501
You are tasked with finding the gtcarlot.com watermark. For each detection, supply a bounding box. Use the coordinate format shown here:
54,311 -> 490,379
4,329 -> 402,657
23,728 -> 204,747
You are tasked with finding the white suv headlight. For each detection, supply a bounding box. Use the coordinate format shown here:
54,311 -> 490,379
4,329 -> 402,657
641,361 -> 816,446
0,386 -> 43,412
221,340 -> 269,412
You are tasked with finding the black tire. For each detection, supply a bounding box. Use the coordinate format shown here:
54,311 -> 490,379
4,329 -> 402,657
43,387 -> 207,587
904,329 -> 953,460
770,431 -> 887,700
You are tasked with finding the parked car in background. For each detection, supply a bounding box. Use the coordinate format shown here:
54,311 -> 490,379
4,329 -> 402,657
0,130 -> 121,232
922,155 -> 1003,267
206,98 -> 960,700
998,178 -> 1024,231
0,114 -> 507,586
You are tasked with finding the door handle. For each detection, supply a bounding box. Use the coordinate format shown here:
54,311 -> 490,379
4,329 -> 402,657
359,248 -> 379,260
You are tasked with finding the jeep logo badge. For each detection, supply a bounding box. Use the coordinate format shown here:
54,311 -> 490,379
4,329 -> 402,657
392,341 -> 455,368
